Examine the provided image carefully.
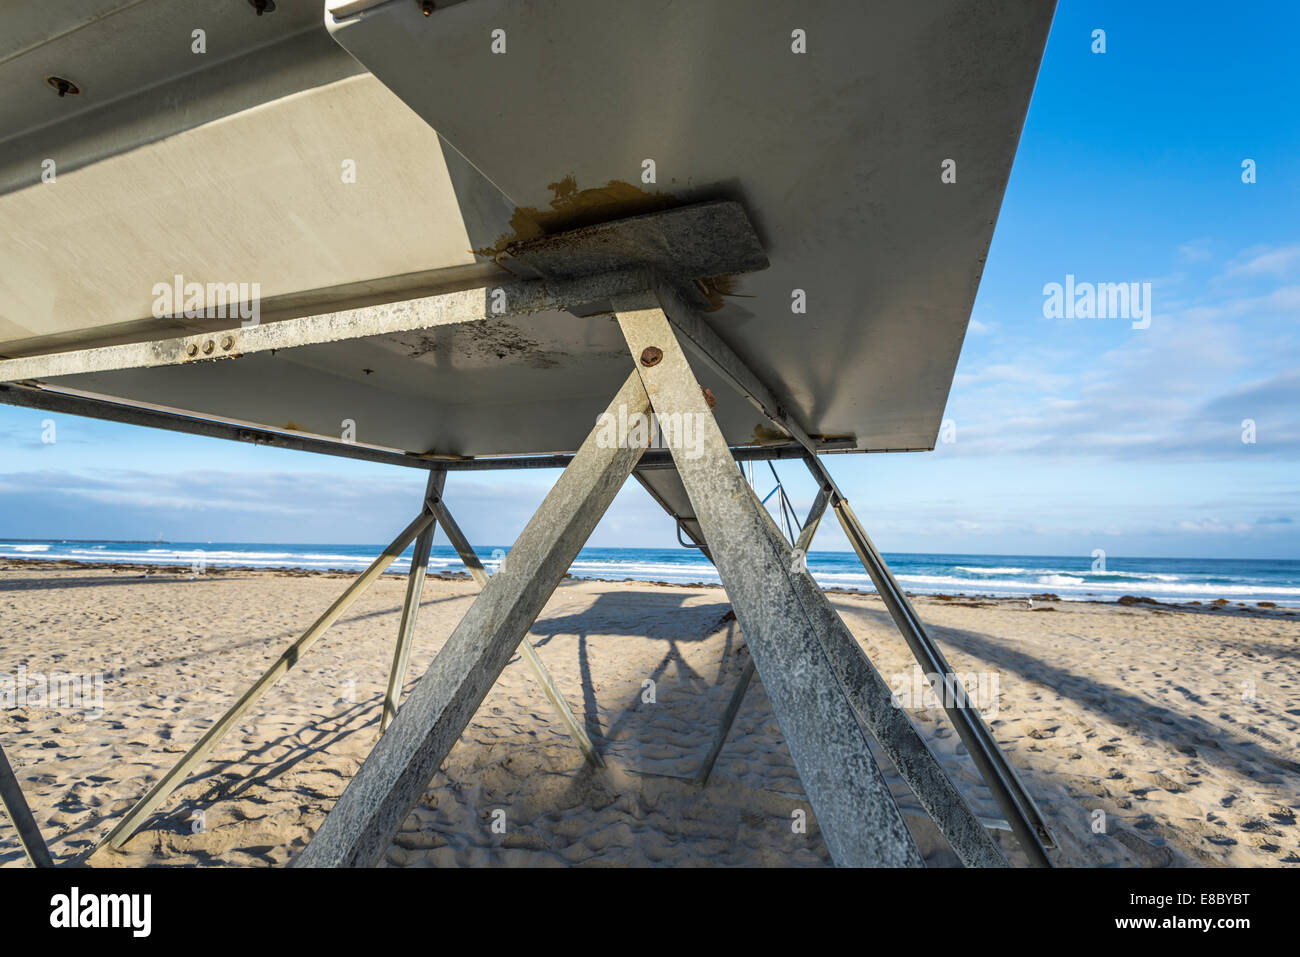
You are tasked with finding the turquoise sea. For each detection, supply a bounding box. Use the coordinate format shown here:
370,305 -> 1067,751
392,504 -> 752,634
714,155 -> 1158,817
3,540 -> 1298,606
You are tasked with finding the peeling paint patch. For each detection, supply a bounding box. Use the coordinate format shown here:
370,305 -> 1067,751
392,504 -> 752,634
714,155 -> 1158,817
394,321 -> 565,369
750,423 -> 789,446
475,175 -> 676,260
464,320 -> 563,369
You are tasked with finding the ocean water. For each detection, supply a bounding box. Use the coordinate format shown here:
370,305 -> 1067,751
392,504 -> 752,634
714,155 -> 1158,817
3,539 -> 1298,606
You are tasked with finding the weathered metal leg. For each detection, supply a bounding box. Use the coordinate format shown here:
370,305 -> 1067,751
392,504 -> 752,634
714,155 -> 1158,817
426,497 -> 489,589
293,372 -> 650,867
616,301 -> 921,867
693,483 -> 827,787
0,743 -> 54,867
102,509 -> 436,850
381,469 -> 447,733
693,657 -> 754,787
826,492 -> 1054,866
794,486 -> 830,555
428,494 -> 604,767
751,505 -> 1008,867
635,276 -> 1041,865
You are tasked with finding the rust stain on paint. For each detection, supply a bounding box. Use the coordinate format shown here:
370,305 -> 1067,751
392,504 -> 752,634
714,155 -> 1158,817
750,423 -> 789,446
476,175 -> 742,312
475,175 -> 674,259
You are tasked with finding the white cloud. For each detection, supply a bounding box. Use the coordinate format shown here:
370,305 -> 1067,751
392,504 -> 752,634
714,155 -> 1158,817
1178,239 -> 1213,262
1224,244 -> 1300,280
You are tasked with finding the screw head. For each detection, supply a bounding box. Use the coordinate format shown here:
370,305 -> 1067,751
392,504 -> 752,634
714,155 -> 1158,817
640,346 -> 663,367
46,76 -> 80,97
202,340 -> 215,355
220,335 -> 234,351
185,343 -> 199,358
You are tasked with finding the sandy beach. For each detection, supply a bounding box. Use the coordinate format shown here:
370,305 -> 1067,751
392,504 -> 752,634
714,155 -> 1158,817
1,561 -> 1297,868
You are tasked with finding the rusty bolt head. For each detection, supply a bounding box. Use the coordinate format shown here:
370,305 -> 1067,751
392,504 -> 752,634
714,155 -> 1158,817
185,343 -> 199,358
202,339 -> 215,355
640,346 -> 663,367
701,387 -> 717,409
220,335 -> 235,351
46,76 -> 80,98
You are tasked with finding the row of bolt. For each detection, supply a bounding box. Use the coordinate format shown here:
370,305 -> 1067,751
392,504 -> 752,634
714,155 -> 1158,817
185,335 -> 236,359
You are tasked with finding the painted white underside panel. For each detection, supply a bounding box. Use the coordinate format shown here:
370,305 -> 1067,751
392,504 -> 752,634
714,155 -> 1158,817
0,75 -> 476,343
0,0 -> 1053,457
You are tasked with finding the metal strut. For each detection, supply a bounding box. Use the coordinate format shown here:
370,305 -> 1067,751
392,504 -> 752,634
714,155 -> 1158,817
294,372 -> 651,867
822,490 -> 1056,865
617,297 -> 1007,867
424,494 -> 604,768
0,743 -> 55,867
382,470 -> 447,732
616,299 -> 924,867
640,274 -> 1054,866
101,508 -> 436,850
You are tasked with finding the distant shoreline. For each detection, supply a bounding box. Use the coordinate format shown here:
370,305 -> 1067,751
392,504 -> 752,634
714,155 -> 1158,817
3,556 -> 1294,616
0,538 -> 171,545
3,540 -> 1296,564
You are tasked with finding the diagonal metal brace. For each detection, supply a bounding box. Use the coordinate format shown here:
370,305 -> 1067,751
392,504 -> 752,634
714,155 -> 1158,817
615,300 -> 923,867
693,481 -> 828,788
0,744 -> 55,867
293,372 -> 651,867
101,508 -> 436,850
382,469 -> 447,732
424,493 -> 604,768
624,279 -> 1050,865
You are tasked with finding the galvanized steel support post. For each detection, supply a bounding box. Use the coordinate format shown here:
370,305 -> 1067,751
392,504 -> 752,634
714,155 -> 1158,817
293,372 -> 650,867
823,493 -> 1054,865
694,482 -> 827,788
615,299 -> 923,867
381,469 -> 447,732
427,495 -> 603,767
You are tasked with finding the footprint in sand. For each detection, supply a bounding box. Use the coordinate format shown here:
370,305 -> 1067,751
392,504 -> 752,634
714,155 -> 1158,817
1114,829 -> 1174,866
1267,806 -> 1296,825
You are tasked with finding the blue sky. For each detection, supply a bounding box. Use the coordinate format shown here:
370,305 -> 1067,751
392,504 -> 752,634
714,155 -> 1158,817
2,1 -> 1297,559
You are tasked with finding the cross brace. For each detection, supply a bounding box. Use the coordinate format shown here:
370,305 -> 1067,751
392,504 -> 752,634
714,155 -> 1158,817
0,743 -> 55,867
383,487 -> 604,767
294,372 -> 651,867
100,508 -> 436,850
639,278 -> 1055,865
616,300 -> 1009,867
